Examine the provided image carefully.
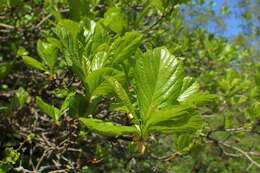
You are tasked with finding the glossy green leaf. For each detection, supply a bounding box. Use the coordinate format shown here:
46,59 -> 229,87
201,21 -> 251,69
80,118 -> 138,136
91,51 -> 108,71
177,77 -> 199,102
135,47 -> 184,122
16,47 -> 28,57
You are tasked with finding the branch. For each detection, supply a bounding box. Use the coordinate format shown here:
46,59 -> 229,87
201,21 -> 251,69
219,141 -> 260,169
201,133 -> 260,169
34,9 -> 69,29
0,23 -> 15,29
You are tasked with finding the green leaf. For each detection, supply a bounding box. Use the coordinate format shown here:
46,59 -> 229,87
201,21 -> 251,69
175,134 -> 194,153
14,87 -> 29,109
69,93 -> 89,118
177,77 -> 199,102
0,62 -> 12,80
103,7 -> 127,34
0,164 -> 9,173
146,105 -> 190,127
91,51 -> 108,71
22,56 -> 47,71
37,39 -> 58,72
4,147 -> 20,165
80,118 -> 138,136
16,47 -> 28,57
150,114 -> 203,134
68,0 -> 89,21
36,96 -> 60,122
182,92 -> 215,106
135,47 -> 184,122
54,19 -> 81,49
60,92 -> 75,113
0,106 -> 8,112
104,76 -> 136,117
85,68 -> 122,97
110,32 -> 143,64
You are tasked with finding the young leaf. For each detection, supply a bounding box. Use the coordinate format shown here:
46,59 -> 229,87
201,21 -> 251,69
37,39 -> 58,72
80,118 -> 138,136
36,97 -> 60,122
22,56 -> 47,71
103,7 -> 127,34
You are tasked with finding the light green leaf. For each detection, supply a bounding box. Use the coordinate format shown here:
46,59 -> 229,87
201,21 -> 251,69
14,87 -> 29,109
103,7 -> 127,34
36,96 -> 60,122
37,39 -> 58,71
22,56 -> 47,71
80,118 -> 138,136
182,92 -> 215,106
91,51 -> 108,71
135,47 -> 184,122
16,47 -> 28,57
177,77 -> 199,102
60,92 -> 75,113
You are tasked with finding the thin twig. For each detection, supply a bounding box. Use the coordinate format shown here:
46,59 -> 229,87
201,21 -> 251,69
219,141 -> 260,169
0,23 -> 15,29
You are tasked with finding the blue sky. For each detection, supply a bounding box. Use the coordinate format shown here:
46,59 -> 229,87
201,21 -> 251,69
206,0 -> 243,37
182,0 -> 248,38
